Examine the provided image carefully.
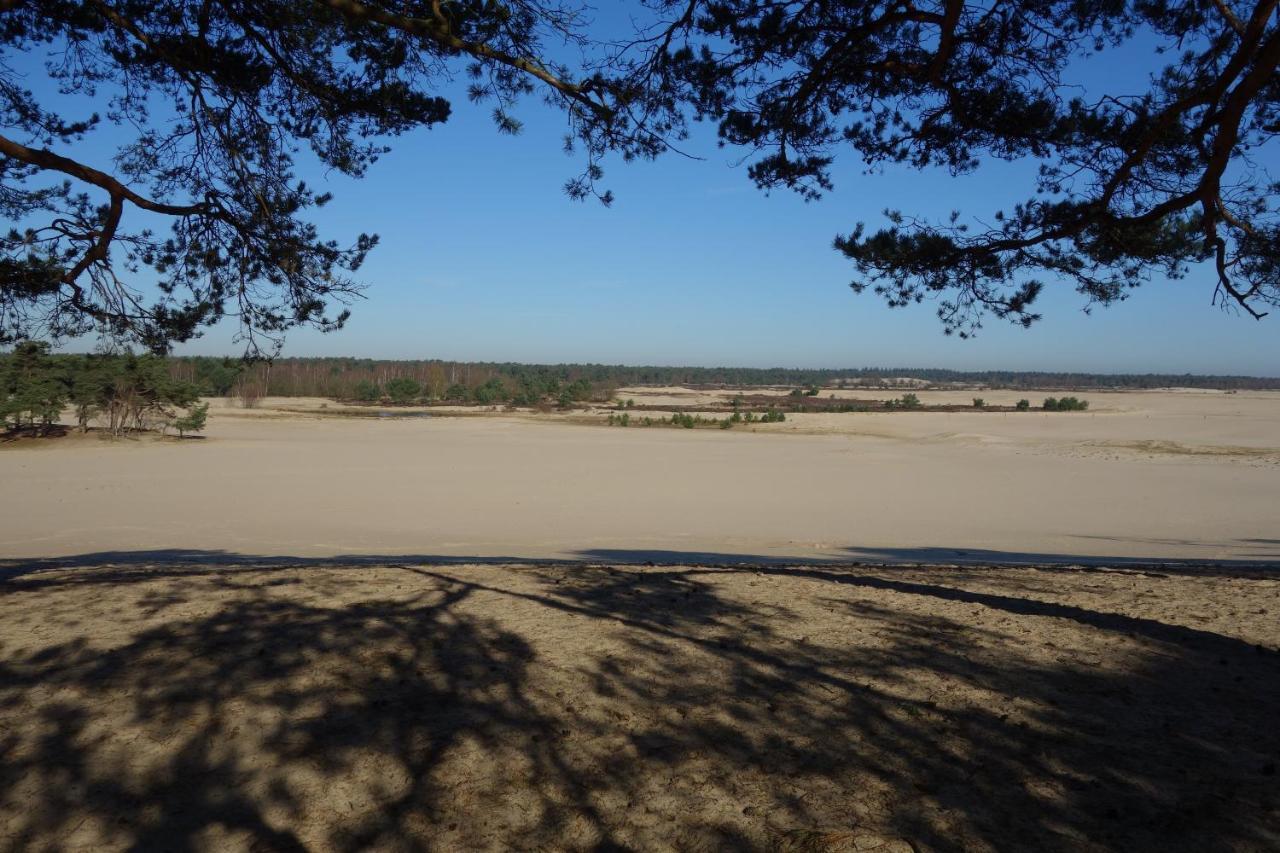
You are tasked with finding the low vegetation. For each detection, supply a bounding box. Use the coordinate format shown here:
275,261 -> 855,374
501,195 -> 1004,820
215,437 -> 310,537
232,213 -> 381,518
606,408 -> 787,430
1043,397 -> 1090,412
884,393 -> 923,411
384,377 -> 422,404
725,409 -> 787,425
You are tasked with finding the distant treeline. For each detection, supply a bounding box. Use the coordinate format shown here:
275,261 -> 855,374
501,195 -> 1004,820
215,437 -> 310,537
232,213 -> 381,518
161,357 -> 1280,399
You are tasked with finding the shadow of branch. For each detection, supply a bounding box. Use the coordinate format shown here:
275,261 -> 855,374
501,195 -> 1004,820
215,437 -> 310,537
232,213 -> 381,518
1,554 -> 1276,851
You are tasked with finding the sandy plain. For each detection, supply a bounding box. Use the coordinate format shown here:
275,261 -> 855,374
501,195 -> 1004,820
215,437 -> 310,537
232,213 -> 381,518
2,388 -> 1278,564
2,388 -> 1278,852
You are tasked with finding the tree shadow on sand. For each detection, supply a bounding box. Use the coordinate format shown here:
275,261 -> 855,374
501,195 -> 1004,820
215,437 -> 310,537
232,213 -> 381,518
1,554 -> 1277,851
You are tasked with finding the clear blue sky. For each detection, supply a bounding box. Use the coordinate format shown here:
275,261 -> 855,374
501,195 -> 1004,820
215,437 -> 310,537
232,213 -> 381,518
18,24 -> 1280,374
230,95 -> 1277,375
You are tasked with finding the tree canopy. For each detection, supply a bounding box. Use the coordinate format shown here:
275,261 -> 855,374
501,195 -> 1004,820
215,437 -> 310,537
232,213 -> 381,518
0,341 -> 206,435
627,0 -> 1280,334
0,0 -> 642,354
1,0 -> 1276,350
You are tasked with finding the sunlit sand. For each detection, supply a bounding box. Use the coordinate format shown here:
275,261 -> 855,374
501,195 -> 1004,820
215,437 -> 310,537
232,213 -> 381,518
3,388 -> 1277,564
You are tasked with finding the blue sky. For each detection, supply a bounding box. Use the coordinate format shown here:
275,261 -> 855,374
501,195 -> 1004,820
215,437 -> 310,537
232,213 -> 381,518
17,21 -> 1280,374
239,92 -> 1277,375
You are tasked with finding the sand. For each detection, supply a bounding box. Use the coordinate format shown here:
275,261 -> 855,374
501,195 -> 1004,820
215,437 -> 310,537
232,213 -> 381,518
1,558 -> 1277,851
2,389 -> 1278,564
2,389 -> 1279,851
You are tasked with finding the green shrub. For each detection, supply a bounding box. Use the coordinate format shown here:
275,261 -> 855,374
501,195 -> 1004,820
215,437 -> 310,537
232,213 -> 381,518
1015,399 -> 1030,411
384,377 -> 422,404
972,398 -> 985,408
900,392 -> 922,410
563,378 -> 593,402
673,412 -> 695,428
353,379 -> 381,402
472,377 -> 509,404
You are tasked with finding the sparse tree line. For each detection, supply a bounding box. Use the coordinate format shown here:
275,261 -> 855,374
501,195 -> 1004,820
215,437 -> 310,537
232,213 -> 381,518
607,409 -> 787,430
166,358 -> 619,407
345,374 -> 606,409
618,391 -> 1090,417
2,343 -> 208,438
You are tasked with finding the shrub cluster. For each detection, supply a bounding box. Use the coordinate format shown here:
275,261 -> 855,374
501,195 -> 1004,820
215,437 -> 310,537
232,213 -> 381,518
605,408 -> 790,430
789,386 -> 823,397
1043,396 -> 1089,411
384,377 -> 422,403
825,402 -> 871,413
727,408 -> 786,425
608,412 -> 701,428
884,392 -> 922,410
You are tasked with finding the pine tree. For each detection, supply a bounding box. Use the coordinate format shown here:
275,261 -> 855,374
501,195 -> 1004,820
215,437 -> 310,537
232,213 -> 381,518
173,403 -> 210,438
